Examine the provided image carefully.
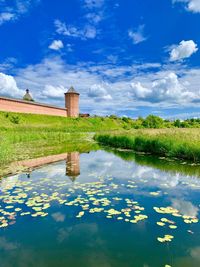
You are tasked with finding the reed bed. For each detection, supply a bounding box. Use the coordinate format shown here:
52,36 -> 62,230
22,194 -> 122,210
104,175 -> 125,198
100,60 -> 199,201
94,129 -> 200,162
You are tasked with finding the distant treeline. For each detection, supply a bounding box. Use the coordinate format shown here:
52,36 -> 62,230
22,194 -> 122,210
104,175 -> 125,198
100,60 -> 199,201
106,114 -> 200,129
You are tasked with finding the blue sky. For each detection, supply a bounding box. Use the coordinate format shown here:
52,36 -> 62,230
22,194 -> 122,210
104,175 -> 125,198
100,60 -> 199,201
0,0 -> 200,118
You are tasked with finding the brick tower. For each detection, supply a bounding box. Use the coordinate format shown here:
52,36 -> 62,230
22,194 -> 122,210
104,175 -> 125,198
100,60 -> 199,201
64,86 -> 80,117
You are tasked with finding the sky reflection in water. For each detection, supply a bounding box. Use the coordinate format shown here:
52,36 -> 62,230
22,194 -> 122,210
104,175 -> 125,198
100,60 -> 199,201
0,150 -> 200,267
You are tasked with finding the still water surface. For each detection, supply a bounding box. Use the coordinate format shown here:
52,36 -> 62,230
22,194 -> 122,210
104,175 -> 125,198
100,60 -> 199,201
0,149 -> 200,267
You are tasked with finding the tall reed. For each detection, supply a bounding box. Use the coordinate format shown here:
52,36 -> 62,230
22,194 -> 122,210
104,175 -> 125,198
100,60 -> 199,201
94,131 -> 200,162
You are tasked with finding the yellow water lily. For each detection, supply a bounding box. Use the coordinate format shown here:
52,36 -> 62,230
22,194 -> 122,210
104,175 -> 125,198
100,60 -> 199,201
76,211 -> 85,218
150,192 -> 160,196
169,225 -> 177,229
157,234 -> 174,243
157,222 -> 165,226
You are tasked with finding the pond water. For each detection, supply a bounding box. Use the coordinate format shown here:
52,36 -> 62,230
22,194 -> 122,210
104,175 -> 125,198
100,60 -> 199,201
0,149 -> 200,267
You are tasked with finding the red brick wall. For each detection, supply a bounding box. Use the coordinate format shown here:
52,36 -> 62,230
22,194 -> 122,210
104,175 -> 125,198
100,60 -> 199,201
0,97 -> 67,117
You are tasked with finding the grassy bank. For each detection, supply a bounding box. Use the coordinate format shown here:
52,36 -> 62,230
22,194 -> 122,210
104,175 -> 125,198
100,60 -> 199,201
94,129 -> 200,162
0,132 -> 95,164
0,134 -> 99,177
0,111 -> 130,168
0,111 -> 129,132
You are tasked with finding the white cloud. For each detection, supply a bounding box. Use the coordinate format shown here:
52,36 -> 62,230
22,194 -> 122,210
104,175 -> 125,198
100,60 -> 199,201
42,84 -> 66,98
169,40 -> 198,61
128,25 -> 148,45
84,25 -> 97,39
131,72 -> 197,102
150,72 -> 195,101
173,0 -> 200,13
0,0 -> 40,26
53,0 -> 104,42
0,57 -> 17,72
83,0 -> 105,26
0,72 -> 23,98
54,20 -> 97,39
188,0 -> 200,12
0,12 -> 15,25
171,198 -> 199,217
130,82 -> 151,98
88,84 -> 112,101
16,0 -> 37,14
55,20 -> 80,37
86,13 -> 102,24
49,40 -> 64,50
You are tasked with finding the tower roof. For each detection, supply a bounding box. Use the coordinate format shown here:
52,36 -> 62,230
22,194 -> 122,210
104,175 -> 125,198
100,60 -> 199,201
23,89 -> 34,101
66,86 -> 79,95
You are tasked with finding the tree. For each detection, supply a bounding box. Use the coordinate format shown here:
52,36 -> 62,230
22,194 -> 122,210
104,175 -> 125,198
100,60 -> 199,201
142,115 -> 164,128
174,119 -> 181,128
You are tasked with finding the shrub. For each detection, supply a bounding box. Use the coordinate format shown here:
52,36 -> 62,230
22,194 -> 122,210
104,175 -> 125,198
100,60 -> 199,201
109,115 -> 118,120
142,115 -> 164,128
122,117 -> 130,123
9,115 -> 20,124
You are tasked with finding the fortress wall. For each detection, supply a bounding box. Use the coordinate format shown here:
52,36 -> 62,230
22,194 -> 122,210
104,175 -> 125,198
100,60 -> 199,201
0,97 -> 67,117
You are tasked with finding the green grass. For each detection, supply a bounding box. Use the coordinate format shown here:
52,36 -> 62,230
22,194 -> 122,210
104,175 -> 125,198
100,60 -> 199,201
0,111 -> 130,169
94,129 -> 200,162
0,111 -> 129,132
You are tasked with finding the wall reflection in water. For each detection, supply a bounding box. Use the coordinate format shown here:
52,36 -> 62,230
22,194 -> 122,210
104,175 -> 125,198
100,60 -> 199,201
15,152 -> 81,182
